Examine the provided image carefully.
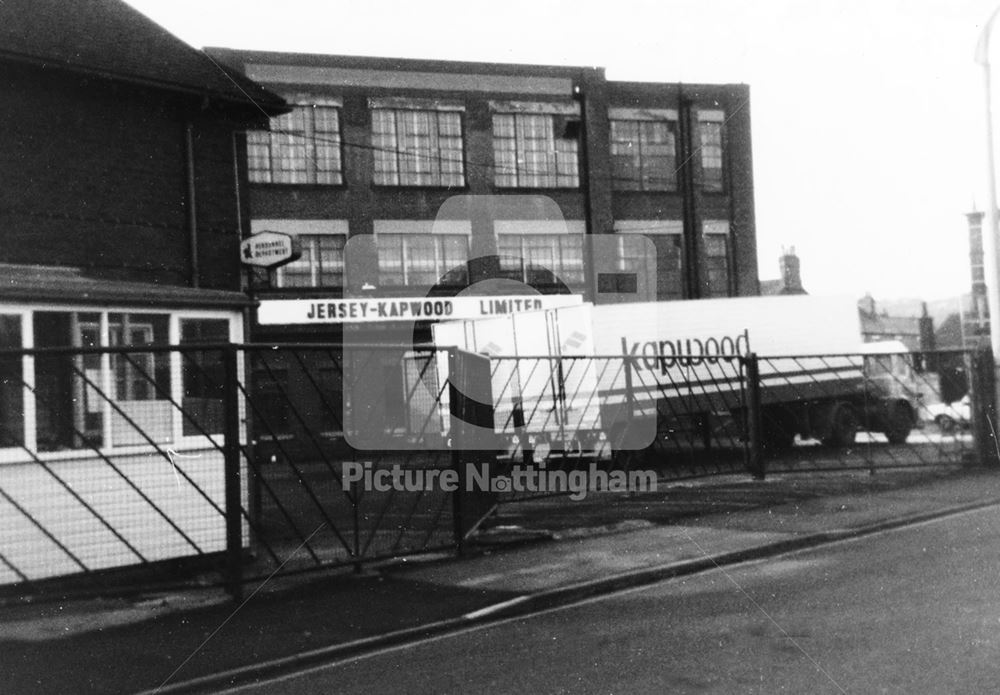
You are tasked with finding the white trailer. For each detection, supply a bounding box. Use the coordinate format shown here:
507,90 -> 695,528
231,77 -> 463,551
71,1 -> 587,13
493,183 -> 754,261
433,295 -> 922,451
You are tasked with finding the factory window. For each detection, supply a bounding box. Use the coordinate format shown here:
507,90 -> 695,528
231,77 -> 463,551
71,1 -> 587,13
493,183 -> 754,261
610,119 -> 676,191
248,99 -> 343,185
497,234 -> 585,286
699,111 -> 725,192
493,113 -> 579,188
704,222 -> 731,297
276,234 -> 346,288
378,234 -> 470,286
371,109 -> 465,187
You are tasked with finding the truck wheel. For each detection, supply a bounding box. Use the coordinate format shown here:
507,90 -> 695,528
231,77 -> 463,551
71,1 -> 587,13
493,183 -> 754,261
822,403 -> 858,448
761,408 -> 795,450
936,414 -> 957,435
884,403 -> 913,444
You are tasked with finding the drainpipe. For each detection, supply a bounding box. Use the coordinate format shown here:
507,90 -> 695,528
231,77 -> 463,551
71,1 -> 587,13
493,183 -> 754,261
677,88 -> 700,298
185,122 -> 200,288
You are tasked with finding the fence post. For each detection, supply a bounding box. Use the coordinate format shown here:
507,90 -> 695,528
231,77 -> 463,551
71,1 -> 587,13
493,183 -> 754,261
745,353 -> 765,480
972,347 -> 999,467
223,345 -> 244,599
448,347 -> 497,555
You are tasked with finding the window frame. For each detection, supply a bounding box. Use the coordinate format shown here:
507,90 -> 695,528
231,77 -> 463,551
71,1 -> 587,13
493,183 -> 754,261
703,220 -> 732,298
491,104 -> 581,189
370,106 -> 466,188
698,110 -> 726,193
248,96 -> 344,186
375,232 -> 471,287
0,305 -> 242,464
613,220 -> 685,301
609,109 -> 679,192
275,233 -> 348,289
495,231 -> 586,287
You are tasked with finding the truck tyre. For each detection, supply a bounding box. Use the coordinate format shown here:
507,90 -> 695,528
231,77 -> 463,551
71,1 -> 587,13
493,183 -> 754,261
822,403 -> 858,448
936,414 -> 957,435
761,407 -> 795,450
884,402 -> 913,444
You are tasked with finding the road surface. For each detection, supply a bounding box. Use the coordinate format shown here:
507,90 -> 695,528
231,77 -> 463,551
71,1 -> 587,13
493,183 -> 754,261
230,505 -> 1000,694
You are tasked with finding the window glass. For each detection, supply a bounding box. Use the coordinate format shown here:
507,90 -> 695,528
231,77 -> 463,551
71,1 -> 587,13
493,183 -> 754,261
108,314 -> 171,446
0,315 -> 24,447
610,119 -> 676,191
493,113 -> 579,188
704,232 -> 730,297
497,234 -> 585,287
377,234 -> 469,286
33,312 -> 103,451
180,319 -> 229,436
277,234 -> 346,288
699,117 -> 724,192
249,103 -> 343,185
372,109 -> 465,187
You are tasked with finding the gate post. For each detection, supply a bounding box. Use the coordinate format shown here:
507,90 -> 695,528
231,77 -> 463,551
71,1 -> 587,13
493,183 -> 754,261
745,353 -> 765,480
448,348 -> 498,555
971,347 -> 999,467
223,344 -> 244,599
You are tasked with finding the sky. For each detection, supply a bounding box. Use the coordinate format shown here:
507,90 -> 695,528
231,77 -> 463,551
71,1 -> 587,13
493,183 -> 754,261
126,0 -> 1000,302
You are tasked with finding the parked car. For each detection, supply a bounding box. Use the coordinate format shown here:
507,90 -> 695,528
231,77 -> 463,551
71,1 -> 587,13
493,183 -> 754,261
926,395 -> 971,433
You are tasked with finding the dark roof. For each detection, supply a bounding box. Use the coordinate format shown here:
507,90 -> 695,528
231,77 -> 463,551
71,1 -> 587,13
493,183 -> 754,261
0,264 -> 252,309
0,0 -> 285,114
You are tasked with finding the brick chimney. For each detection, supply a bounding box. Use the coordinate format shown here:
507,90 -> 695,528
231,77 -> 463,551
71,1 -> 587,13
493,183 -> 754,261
779,246 -> 804,294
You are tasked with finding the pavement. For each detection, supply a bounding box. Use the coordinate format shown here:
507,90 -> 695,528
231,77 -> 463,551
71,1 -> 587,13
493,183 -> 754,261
4,464 -> 1000,695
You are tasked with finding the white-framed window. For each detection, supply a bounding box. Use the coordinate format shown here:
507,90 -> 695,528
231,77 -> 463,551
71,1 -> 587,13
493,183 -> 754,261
492,103 -> 580,188
609,109 -> 677,191
371,107 -> 465,187
377,234 -> 469,286
375,221 -> 471,287
496,227 -> 586,286
613,220 -> 684,300
251,220 -> 349,289
277,235 -> 347,288
699,110 -> 725,192
0,306 -> 240,461
248,97 -> 343,185
703,220 -> 731,297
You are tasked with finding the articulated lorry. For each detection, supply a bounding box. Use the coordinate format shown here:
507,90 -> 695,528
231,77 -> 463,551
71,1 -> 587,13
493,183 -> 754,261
431,294 -> 924,453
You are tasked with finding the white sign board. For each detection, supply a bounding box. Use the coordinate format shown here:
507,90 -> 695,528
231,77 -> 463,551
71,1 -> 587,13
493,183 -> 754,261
257,294 -> 583,325
240,230 -> 300,268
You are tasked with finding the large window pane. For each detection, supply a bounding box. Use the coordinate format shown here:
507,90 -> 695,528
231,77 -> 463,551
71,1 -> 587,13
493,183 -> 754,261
497,234 -> 585,288
377,234 -> 469,286
33,312 -> 103,451
108,313 -> 171,446
372,109 -> 465,187
249,102 -> 343,185
276,234 -> 346,288
0,315 -> 24,447
493,112 -> 579,188
700,117 -> 724,192
180,319 -> 229,436
611,119 -> 676,191
704,233 -> 730,297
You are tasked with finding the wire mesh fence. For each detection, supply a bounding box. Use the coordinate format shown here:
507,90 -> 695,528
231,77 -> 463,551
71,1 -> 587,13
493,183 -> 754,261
0,341 -> 992,594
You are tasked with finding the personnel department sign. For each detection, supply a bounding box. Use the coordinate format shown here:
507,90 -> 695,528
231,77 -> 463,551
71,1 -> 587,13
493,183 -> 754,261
240,230 -> 300,268
257,295 -> 583,324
